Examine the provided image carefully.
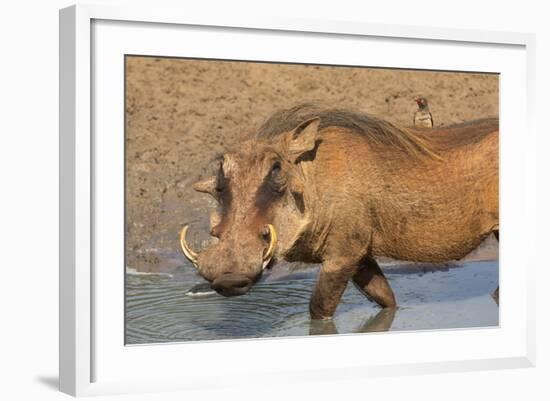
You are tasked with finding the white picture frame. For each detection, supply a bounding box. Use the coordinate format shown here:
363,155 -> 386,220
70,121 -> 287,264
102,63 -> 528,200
59,4 -> 536,397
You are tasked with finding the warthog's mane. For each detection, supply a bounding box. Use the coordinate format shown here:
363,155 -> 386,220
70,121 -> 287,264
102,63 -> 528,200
254,103 -> 439,158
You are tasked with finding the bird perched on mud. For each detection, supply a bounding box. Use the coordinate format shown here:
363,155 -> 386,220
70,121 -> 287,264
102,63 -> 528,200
413,97 -> 434,129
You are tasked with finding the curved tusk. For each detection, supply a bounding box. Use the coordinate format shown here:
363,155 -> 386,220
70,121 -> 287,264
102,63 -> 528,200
262,224 -> 277,269
179,225 -> 199,268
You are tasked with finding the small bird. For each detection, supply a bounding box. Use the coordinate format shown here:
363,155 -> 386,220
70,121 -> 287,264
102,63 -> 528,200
413,97 -> 434,129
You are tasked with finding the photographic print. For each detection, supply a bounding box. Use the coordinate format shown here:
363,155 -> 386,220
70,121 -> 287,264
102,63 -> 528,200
124,56 -> 499,344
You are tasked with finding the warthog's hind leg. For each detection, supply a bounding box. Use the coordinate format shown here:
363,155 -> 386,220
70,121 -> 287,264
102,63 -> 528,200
352,257 -> 397,308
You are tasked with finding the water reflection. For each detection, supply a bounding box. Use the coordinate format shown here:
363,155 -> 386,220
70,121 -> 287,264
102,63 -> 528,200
309,307 -> 397,336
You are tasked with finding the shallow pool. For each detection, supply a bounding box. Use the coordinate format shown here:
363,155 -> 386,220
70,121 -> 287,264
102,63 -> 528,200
125,260 -> 498,344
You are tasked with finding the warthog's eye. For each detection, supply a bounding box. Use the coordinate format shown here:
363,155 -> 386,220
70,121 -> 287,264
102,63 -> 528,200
269,161 -> 286,193
215,163 -> 225,194
270,161 -> 281,177
255,161 -> 285,209
215,180 -> 224,193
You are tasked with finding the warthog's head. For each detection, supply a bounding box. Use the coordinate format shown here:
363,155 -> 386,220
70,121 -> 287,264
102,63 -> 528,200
180,117 -> 321,296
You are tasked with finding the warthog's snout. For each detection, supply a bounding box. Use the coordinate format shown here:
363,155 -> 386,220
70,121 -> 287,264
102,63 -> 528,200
211,273 -> 253,297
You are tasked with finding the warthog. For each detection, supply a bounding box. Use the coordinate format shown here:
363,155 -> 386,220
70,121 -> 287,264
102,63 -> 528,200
180,104 -> 498,319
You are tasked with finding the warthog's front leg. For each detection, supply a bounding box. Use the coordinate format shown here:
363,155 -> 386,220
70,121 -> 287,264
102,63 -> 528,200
352,257 -> 396,308
309,259 -> 359,320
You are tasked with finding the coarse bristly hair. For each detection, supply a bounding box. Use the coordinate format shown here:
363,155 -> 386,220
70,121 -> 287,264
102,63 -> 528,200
254,103 -> 440,159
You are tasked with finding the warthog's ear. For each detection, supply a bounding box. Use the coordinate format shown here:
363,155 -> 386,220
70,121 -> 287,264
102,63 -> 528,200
287,118 -> 320,162
192,176 -> 217,196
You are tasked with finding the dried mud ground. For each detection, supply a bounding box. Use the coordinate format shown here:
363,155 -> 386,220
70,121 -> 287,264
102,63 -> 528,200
125,56 -> 499,272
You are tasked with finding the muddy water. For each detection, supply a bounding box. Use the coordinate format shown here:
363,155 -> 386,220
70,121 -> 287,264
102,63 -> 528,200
125,260 -> 498,344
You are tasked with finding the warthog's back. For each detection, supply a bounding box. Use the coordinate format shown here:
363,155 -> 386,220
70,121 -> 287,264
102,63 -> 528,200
311,117 -> 499,263
380,119 -> 499,262
419,118 -> 499,153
